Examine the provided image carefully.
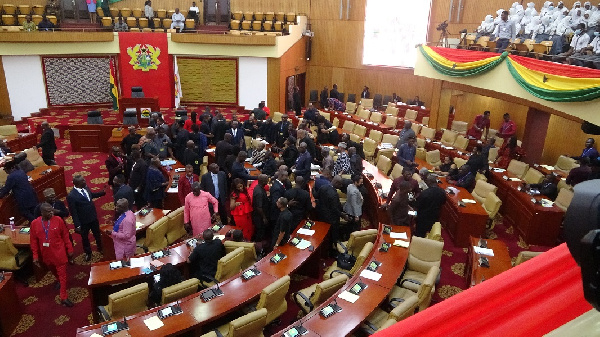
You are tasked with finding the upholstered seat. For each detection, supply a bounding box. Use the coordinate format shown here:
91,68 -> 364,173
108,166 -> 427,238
426,222 -> 442,241
388,265 -> 439,312
201,247 -> 244,287
420,126 -> 436,139
363,138 -> 377,163
136,216 -> 169,253
404,109 -> 418,121
161,278 -> 200,305
384,115 -> 398,129
0,125 -> 17,137
324,242 -> 373,280
451,120 -> 468,135
123,108 -> 138,125
488,147 -> 499,162
385,106 -> 399,117
336,229 -> 378,256
87,110 -> 103,124
361,295 -> 419,334
201,308 -> 268,337
0,234 -> 31,271
426,150 -> 442,167
471,180 -> 498,204
454,157 -> 467,169
369,129 -> 383,143
390,163 -> 404,180
482,192 -> 502,228
24,147 -> 46,167
411,123 -> 422,135
554,155 -> 579,173
514,251 -> 543,266
345,102 -> 356,114
224,241 -> 257,270
523,168 -> 544,184
453,135 -> 469,151
507,159 -> 530,179
165,206 -> 186,244
370,112 -> 383,123
381,134 -> 399,146
342,120 -> 355,133
554,188 -> 574,212
294,274 -> 348,316
245,276 -> 290,324
361,98 -> 373,109
440,129 -> 458,146
98,283 -> 149,321
376,155 -> 392,175
357,109 -> 370,120
399,237 -> 443,293
353,124 -> 367,138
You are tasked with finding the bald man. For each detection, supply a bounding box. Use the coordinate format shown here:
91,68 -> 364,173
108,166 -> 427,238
105,198 -> 136,259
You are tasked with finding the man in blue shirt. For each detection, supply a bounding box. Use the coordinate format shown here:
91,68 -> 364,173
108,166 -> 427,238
397,137 -> 417,169
0,160 -> 38,222
494,10 -> 516,52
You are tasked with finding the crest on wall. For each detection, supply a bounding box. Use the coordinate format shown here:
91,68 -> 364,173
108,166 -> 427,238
127,44 -> 161,71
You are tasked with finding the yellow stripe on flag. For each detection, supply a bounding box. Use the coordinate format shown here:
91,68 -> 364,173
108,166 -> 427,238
507,58 -> 600,91
421,45 -> 501,70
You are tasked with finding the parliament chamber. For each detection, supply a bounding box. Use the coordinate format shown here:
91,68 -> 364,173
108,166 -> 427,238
1,0 -> 600,336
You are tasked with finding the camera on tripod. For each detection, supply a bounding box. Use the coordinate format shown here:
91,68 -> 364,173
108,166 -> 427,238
437,20 -> 449,32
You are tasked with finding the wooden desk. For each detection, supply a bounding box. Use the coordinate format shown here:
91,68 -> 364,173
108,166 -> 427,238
68,125 -> 120,153
164,161 -> 186,212
532,163 -> 568,179
0,165 -> 66,225
425,140 -> 470,161
3,133 -> 37,152
76,220 -> 331,336
489,170 -> 564,246
466,237 -> 512,287
2,226 -> 31,247
362,161 -> 392,225
0,273 -> 22,337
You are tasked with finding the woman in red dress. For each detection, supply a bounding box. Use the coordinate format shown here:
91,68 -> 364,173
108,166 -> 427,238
495,136 -> 525,169
230,178 -> 254,241
183,111 -> 202,132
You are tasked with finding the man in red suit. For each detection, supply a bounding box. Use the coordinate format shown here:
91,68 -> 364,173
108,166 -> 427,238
30,203 -> 74,307
178,164 -> 199,205
497,113 -> 516,144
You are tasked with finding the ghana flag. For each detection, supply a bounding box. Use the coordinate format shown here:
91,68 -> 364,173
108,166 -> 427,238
506,55 -> 600,102
109,58 -> 119,110
419,45 -> 508,77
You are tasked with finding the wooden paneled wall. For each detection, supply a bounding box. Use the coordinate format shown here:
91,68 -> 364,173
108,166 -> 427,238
267,36 -> 308,114
0,57 -> 12,121
542,115 -> 600,165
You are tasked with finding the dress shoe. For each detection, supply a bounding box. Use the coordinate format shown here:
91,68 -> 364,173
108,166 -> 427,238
61,299 -> 74,307
54,282 -> 60,290
85,253 -> 92,262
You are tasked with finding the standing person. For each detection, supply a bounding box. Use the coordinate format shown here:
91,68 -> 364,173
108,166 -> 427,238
343,175 -> 364,236
121,126 -> 141,156
189,1 -> 199,22
414,176 -> 446,237
297,129 -> 316,160
37,121 -> 57,165
187,229 -> 225,282
200,163 -> 228,225
170,8 -> 186,32
230,178 -> 254,241
30,203 -> 74,307
226,121 -> 245,150
67,174 -> 107,261
272,197 -> 293,249
497,113 -> 517,144
466,110 -> 491,140
112,175 -> 135,210
494,10 -> 517,52
385,167 -> 420,206
396,121 -> 416,150
183,140 -> 201,176
105,199 -> 136,259
571,138 -> 599,161
293,142 -> 312,181
275,114 -> 291,148
178,164 -> 198,205
129,150 -> 148,209
87,0 -> 97,23
495,136 -> 525,169
144,158 -> 168,209
261,151 -> 277,177
270,171 -> 289,226
397,137 -> 418,170
284,176 -> 312,228
184,111 -> 202,132
252,174 -> 270,242
0,161 -> 38,222
361,86 -> 370,99
348,147 -> 363,175
388,181 -> 412,227
293,86 -> 302,116
231,151 -> 258,183
320,86 -> 329,108
106,146 -> 126,186
321,148 -> 334,172
171,120 -> 189,162
184,182 -> 219,236
316,176 -> 343,251
144,0 -> 155,29
282,136 -> 299,169
465,144 -> 488,174
330,84 -> 339,100
215,133 -> 234,170
252,102 -> 267,121
333,143 -> 351,176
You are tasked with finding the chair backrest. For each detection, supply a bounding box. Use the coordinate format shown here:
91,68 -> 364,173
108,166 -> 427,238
346,229 -> 378,256
408,237 -> 444,275
214,247 -> 244,282
224,241 -> 257,270
347,93 -> 356,103
370,112 -> 383,124
357,109 -> 371,120
342,121 -> 355,133
332,117 -> 340,128
440,129 -> 458,145
0,169 -> 7,186
420,126 -> 435,139
454,135 -> 469,150
426,222 -> 442,242
320,111 -> 331,122
363,138 -> 377,158
416,138 -> 426,149
144,216 -> 169,252
471,180 -> 497,204
161,278 -> 200,305
385,106 -> 399,117
353,124 -> 367,138
24,147 -> 46,167
382,134 -> 399,145
373,94 -> 383,108
425,150 -> 442,167
488,147 -> 499,162
107,283 -> 149,319
272,111 -> 282,123
390,163 -> 404,180
361,98 -> 373,109
411,123 -> 422,135
389,294 -> 419,321
166,206 -> 185,244
416,265 -> 439,311
349,242 -> 374,274
309,90 -> 318,102
421,117 -> 430,126
384,115 -> 398,128
523,168 -> 544,184
369,129 -> 383,143
554,155 -> 579,172
0,234 -> 19,268
454,157 -> 467,169
256,275 -> 290,324
507,159 -> 530,179
514,251 -> 543,266
0,125 -> 17,136
227,308 -> 268,337
345,102 -> 357,113
377,155 -> 392,175
482,192 -> 502,219
311,274 -> 349,306
554,188 -> 574,212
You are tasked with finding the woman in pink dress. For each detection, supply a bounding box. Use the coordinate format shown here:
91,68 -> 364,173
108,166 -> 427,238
230,178 -> 254,241
184,182 -> 219,237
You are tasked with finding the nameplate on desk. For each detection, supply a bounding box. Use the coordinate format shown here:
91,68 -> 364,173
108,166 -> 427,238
379,242 -> 391,252
157,304 -> 183,319
270,253 -> 287,264
211,223 -> 224,232
101,321 -> 128,335
367,260 -> 381,272
296,228 -> 315,236
241,268 -> 261,281
320,302 -> 342,318
473,246 -> 494,256
478,256 -> 490,268
492,168 -> 506,173
186,238 -> 202,248
360,269 -> 382,281
109,260 -> 129,270
138,208 -> 151,216
383,225 -> 392,235
348,281 -> 368,295
283,325 -> 308,337
19,227 -> 30,234
389,232 -> 408,239
151,249 -> 170,260
302,220 -> 314,229
201,287 -> 223,302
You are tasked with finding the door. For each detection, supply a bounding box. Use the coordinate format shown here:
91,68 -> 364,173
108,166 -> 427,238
204,0 -> 230,25
61,0 -> 88,21
285,73 -> 306,112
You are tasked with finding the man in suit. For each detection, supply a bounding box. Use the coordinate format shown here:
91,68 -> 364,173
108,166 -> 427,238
105,146 -> 126,186
293,142 -> 312,181
361,86 -> 370,99
0,160 -> 38,222
183,140 -> 202,176
226,121 -> 245,150
330,84 -> 339,101
252,102 -> 267,121
171,120 -> 189,162
320,86 -> 329,109
316,175 -> 343,252
231,151 -> 258,184
34,188 -> 69,219
121,126 -> 141,156
341,133 -> 365,159
215,133 -> 234,171
37,121 -> 57,165
272,197 -> 294,249
269,171 -> 288,227
408,95 -> 425,106
67,174 -> 107,261
128,150 -> 148,209
275,114 -> 290,148
211,112 -> 228,144
200,163 -> 228,225
187,229 -> 225,282
415,175 -> 446,237
284,176 -> 312,228
112,174 -> 135,210
252,174 -> 270,242
297,129 -> 316,161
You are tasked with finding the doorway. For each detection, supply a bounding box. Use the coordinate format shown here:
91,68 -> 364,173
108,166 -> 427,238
285,73 -> 306,113
61,0 -> 89,21
204,0 -> 230,25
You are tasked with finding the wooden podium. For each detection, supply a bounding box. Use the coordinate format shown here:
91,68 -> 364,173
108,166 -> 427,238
118,97 -> 160,126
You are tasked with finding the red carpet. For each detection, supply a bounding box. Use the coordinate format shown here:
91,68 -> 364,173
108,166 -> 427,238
8,107 -> 555,336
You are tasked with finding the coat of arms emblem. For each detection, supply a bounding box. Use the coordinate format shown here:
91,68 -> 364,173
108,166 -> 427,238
127,44 -> 161,71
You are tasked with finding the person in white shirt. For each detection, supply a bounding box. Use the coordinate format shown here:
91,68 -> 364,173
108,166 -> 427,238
570,1 -> 583,17
145,0 -> 155,29
476,15 -> 495,40
189,1 -> 199,23
171,8 -> 186,32
570,26 -> 600,67
553,23 -> 591,62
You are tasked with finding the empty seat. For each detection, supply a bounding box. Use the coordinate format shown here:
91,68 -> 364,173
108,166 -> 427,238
324,242 -> 373,280
0,234 -> 31,271
275,12 -> 285,21
262,21 -> 272,31
369,129 -> 383,143
138,18 -> 148,28
24,147 -> 46,167
440,129 -> 459,146
390,163 -> 404,180
17,5 -> 30,15
2,15 -> 16,25
353,124 -> 367,138
451,120 -> 468,135
136,216 -> 168,253
420,126 -> 436,139
384,115 -> 398,129
3,4 -> 17,15
293,274 -> 348,316
98,283 -> 149,321
411,123 -> 422,135
398,237 -> 443,293
482,192 -> 502,227
336,229 -> 378,256
361,98 -> 373,109
243,11 -> 253,21
165,206 -> 186,244
363,138 -> 377,162
87,110 -> 104,124
224,241 -> 257,270
507,159 -> 530,179
471,180 -> 498,204
357,109 -> 371,120
286,12 -> 296,23
361,295 -> 419,334
0,125 -> 17,136
342,121 -> 355,133
453,135 -> 469,151
163,18 -> 172,28
252,20 -> 261,31
377,155 -> 392,175
523,168 -> 544,184
17,15 -> 26,25
201,308 -> 268,337
241,20 -> 251,30
385,105 -> 399,116
153,17 -> 161,27
388,265 -> 438,312
101,17 -> 113,27
426,222 -> 442,241
454,157 -> 467,169
488,147 -> 499,162
381,134 -> 399,146
425,150 -> 442,167
161,278 -> 200,305
132,8 -> 142,17
126,17 -> 137,28
254,12 -> 264,21
245,276 -> 290,324
232,11 -> 243,21
157,9 -> 167,18
347,93 -> 356,103
405,109 -> 418,121
370,111 -> 383,123
554,155 -> 579,173
554,188 -> 574,212
123,109 -> 138,125
265,12 -> 274,21
185,19 -> 195,29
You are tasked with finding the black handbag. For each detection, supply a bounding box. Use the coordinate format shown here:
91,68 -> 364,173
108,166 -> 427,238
336,242 -> 357,270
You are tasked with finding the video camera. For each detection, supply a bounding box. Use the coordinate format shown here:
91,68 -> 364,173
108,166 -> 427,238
437,20 -> 449,31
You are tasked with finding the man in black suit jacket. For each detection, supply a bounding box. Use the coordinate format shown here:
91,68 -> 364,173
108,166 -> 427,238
128,150 -> 148,209
200,163 -> 228,224
269,170 -> 288,225
231,151 -> 258,184
215,133 -> 234,171
105,146 -> 126,186
275,115 -> 290,148
297,129 -> 317,161
252,174 -> 270,242
284,176 -> 312,228
37,121 -> 57,165
211,113 -> 228,144
172,120 -> 189,163
112,175 -> 135,210
226,121 -> 245,150
183,140 -> 202,176
0,161 -> 38,222
330,84 -> 339,101
67,174 -> 107,261
341,133 -> 365,159
320,86 -> 329,108
293,142 -> 312,181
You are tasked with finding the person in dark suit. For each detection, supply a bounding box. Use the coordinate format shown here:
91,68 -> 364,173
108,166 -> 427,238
415,176 -> 446,237
252,102 -> 267,121
106,146 -> 126,186
128,150 -> 148,209
226,121 -> 245,150
361,86 -> 370,99
252,174 -> 270,242
121,126 -> 142,156
297,129 -> 316,161
341,133 -> 365,159
171,120 -> 189,163
33,187 -> 69,219
330,84 -> 339,101
284,176 -> 312,228
144,158 -> 168,209
231,151 -> 258,184
200,163 -> 228,225
183,140 -> 202,176
316,175 -> 343,251
408,95 -> 425,106
112,174 -> 135,210
37,121 -> 57,165
293,142 -> 312,181
466,144 -> 488,174
293,86 -> 302,116
320,86 -> 329,109
269,171 -> 288,226
187,229 -> 225,282
243,115 -> 260,139
447,165 -> 476,192
275,114 -> 291,148
261,151 -> 277,177
211,112 -> 228,144
272,197 -> 293,249
0,161 -> 38,222
526,174 -> 559,201
281,136 -> 299,169
259,118 -> 277,144
67,174 -> 107,261
215,133 -> 234,172
348,147 -> 363,175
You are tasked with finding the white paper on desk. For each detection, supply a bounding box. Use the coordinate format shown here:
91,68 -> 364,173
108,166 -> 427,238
360,269 -> 382,281
136,222 -> 145,229
473,246 -> 495,256
492,168 -> 506,172
160,160 -> 176,166
206,148 -> 215,153
338,290 -> 360,304
310,164 -> 321,171
109,261 -> 122,269
167,187 -> 178,193
214,235 -> 225,240
393,240 -> 410,248
379,143 -> 393,149
90,334 -> 103,337
295,239 -> 312,250
446,187 -> 459,195
540,199 -> 554,208
144,315 -> 164,331
297,228 -> 315,236
461,199 -> 477,204
129,257 -> 146,268
390,232 -> 408,239
509,178 -> 522,182
540,165 -> 555,170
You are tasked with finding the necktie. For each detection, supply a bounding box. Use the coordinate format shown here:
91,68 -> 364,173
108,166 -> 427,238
80,188 -> 89,201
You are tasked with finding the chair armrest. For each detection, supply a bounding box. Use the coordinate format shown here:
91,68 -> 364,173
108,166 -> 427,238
97,306 -> 110,322
136,244 -> 148,253
361,321 -> 379,335
213,329 -> 224,337
330,269 -> 352,279
337,241 -> 348,254
15,249 -> 30,268
200,274 -> 219,288
389,297 -> 405,309
397,264 -> 408,282
436,267 -> 442,285
292,291 -> 314,314
399,278 -> 421,288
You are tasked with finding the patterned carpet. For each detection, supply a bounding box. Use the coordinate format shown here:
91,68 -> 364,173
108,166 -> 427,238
8,107 -> 555,336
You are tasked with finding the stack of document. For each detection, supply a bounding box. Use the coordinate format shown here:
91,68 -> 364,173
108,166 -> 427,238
379,143 -> 394,149
310,164 -> 321,171
473,246 -> 494,256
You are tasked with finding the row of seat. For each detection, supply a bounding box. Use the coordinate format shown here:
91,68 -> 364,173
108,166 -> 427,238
346,102 -> 428,126
230,20 -> 289,32
231,11 -> 296,23
464,35 -> 554,60
1,4 -> 44,15
100,16 -> 196,30
309,90 -> 406,109
97,7 -> 189,20
1,14 -> 57,26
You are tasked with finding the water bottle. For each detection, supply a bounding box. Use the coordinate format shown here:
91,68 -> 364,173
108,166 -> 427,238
9,217 -> 15,230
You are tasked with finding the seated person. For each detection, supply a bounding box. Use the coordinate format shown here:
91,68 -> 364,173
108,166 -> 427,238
482,137 -> 496,158
525,174 -> 558,200
447,164 -> 475,191
566,157 -> 592,186
148,263 -> 183,306
113,16 -> 128,31
250,142 -> 268,167
553,23 -> 590,63
465,144 -> 488,174
171,8 -> 186,31
434,156 -> 458,176
187,229 -> 225,282
38,15 -> 55,31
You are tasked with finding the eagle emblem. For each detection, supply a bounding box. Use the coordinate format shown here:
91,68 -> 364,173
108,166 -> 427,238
127,44 -> 161,71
